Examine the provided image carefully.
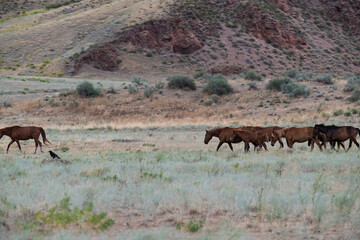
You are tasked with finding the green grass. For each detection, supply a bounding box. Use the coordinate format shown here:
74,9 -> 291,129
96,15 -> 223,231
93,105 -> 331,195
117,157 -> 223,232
0,128 -> 359,239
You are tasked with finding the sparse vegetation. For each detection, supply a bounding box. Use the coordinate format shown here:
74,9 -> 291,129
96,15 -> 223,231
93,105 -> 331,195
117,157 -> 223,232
45,0 -> 82,10
35,197 -> 114,231
167,75 -> 196,90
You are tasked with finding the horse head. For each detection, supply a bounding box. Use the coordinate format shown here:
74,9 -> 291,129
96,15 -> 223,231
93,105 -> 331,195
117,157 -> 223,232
270,131 -> 279,146
204,129 -> 213,144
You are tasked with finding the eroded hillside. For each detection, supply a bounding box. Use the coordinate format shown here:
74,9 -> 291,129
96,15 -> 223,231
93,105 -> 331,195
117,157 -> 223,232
0,0 -> 359,77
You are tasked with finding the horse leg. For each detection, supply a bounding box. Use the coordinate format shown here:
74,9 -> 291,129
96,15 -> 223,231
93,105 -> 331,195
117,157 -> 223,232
37,140 -> 43,153
347,139 -> 353,152
6,140 -> 15,153
315,139 -> 322,151
352,138 -> 360,149
262,142 -> 268,151
278,139 -> 284,148
286,139 -> 291,148
227,142 -> 234,151
34,141 -> 38,154
15,141 -> 22,153
244,142 -> 250,152
216,141 -> 224,151
340,142 -> 346,150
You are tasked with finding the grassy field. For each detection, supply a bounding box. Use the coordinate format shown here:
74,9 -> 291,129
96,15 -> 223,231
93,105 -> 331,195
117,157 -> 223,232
1,126 -> 360,239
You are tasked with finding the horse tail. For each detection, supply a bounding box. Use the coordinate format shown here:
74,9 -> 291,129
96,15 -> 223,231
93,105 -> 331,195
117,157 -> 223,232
40,127 -> 52,146
357,128 -> 360,137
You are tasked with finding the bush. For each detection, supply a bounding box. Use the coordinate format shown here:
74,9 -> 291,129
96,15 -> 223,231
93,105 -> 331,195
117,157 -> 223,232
344,75 -> 360,92
348,90 -> 360,102
167,75 -> 196,90
203,75 -> 233,95
283,69 -> 300,79
281,82 -> 310,98
266,78 -> 292,91
193,70 -> 206,79
76,81 -> 101,97
144,86 -> 156,98
132,77 -> 148,86
333,109 -> 344,116
267,78 -> 309,97
210,94 -> 220,103
314,74 -> 334,85
127,84 -> 139,94
245,71 -> 262,81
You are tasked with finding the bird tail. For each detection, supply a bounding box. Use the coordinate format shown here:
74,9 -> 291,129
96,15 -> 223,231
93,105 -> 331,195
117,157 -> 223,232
40,127 -> 52,146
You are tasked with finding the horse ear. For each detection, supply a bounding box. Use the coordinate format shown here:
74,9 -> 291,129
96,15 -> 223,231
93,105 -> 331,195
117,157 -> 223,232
206,129 -> 209,133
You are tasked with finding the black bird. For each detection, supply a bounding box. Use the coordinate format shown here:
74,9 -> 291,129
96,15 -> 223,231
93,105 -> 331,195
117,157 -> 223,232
49,150 -> 60,159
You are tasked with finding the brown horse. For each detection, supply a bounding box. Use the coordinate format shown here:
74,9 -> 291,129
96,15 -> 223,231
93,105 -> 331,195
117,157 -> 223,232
313,124 -> 359,151
204,127 -> 243,151
270,127 -> 325,151
233,130 -> 268,152
0,126 -> 52,153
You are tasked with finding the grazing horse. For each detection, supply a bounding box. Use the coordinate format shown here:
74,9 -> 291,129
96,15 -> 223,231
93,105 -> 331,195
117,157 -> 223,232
204,127 -> 243,151
270,127 -> 325,151
313,124 -> 359,151
0,126 -> 52,153
233,130 -> 268,152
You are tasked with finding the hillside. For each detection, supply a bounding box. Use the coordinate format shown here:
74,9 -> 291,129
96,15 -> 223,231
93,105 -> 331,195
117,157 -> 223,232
0,0 -> 359,78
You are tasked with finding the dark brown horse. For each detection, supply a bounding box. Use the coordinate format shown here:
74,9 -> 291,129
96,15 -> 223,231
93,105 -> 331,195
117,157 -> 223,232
270,127 -> 326,151
204,127 -> 243,151
0,126 -> 52,153
233,130 -> 268,152
313,124 -> 359,151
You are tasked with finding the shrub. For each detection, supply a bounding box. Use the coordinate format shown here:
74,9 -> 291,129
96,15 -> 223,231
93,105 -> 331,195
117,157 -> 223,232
76,81 -> 101,97
266,78 -> 292,91
193,70 -> 206,79
344,75 -> 360,92
247,82 -> 258,90
344,111 -> 351,117
281,82 -> 310,98
314,74 -> 334,85
2,101 -> 11,108
348,90 -> 360,102
245,71 -> 262,81
144,86 -> 156,98
210,94 -> 220,103
283,69 -> 300,79
333,109 -> 344,116
167,75 -> 196,90
203,75 -> 233,96
132,77 -> 148,86
127,84 -> 139,94
186,219 -> 205,232
267,78 -> 309,97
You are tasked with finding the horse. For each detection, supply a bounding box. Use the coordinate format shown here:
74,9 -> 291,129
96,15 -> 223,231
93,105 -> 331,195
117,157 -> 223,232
270,127 -> 325,151
313,124 -> 359,151
233,130 -> 268,152
204,127 -> 243,151
0,126 -> 52,154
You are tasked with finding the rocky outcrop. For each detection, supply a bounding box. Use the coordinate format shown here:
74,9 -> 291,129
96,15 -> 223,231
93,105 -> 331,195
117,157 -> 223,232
239,3 -> 306,48
68,44 -> 119,75
122,19 -> 202,54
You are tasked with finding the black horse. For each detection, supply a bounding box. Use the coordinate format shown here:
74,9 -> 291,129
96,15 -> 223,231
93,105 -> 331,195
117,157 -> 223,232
313,124 -> 359,151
